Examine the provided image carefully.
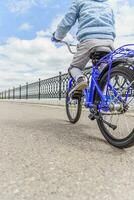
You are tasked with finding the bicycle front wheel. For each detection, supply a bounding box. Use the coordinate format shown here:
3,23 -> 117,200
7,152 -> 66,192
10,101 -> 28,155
95,66 -> 134,148
66,91 -> 82,124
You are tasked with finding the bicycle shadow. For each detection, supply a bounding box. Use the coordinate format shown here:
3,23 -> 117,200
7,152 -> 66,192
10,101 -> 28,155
56,119 -> 126,154
9,117 -> 126,155
31,118 -> 126,155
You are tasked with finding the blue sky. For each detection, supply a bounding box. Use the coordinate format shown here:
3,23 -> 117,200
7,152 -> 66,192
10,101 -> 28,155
0,0 -> 134,89
0,0 -> 70,42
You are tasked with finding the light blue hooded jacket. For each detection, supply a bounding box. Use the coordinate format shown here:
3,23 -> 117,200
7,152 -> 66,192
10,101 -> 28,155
55,0 -> 116,42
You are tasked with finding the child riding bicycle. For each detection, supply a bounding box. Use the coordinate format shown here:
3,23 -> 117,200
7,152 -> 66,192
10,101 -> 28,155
52,0 -> 116,94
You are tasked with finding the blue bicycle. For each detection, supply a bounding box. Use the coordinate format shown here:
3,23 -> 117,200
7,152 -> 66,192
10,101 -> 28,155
60,42 -> 134,148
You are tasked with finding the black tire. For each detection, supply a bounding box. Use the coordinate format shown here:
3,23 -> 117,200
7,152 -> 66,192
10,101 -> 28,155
66,91 -> 82,123
95,66 -> 134,148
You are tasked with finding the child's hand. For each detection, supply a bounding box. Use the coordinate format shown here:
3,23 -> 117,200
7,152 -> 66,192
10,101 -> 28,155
51,32 -> 61,42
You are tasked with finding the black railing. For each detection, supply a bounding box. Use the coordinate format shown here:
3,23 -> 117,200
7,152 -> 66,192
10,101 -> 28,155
0,66 -> 133,100
0,67 -> 92,100
0,72 -> 70,100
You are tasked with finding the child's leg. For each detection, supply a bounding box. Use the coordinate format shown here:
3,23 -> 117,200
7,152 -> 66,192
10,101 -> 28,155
68,41 -> 91,81
68,39 -> 114,81
68,39 -> 114,94
69,67 -> 83,81
67,42 -> 91,94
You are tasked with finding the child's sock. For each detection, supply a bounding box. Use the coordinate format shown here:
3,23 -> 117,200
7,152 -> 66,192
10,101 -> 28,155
70,67 -> 83,82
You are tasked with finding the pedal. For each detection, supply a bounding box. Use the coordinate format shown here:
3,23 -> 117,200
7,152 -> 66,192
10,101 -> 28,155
88,113 -> 95,120
71,90 -> 82,99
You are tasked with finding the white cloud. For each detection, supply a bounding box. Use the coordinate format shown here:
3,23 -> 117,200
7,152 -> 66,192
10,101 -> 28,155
109,0 -> 134,47
19,22 -> 32,31
0,36 -> 73,90
0,14 -> 76,90
7,0 -> 50,13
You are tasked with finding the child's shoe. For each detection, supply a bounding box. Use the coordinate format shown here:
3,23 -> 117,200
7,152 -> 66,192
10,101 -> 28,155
69,76 -> 88,98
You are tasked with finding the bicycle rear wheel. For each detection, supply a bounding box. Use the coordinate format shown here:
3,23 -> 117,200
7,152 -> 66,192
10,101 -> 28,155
95,66 -> 134,148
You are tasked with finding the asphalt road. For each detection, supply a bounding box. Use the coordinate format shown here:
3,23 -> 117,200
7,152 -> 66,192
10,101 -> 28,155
0,101 -> 134,200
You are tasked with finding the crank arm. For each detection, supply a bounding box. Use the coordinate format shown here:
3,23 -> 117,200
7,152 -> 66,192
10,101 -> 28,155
89,113 -> 117,130
100,118 -> 117,130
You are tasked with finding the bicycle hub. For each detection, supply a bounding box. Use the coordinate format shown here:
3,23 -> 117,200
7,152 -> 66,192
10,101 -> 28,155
109,103 -> 124,112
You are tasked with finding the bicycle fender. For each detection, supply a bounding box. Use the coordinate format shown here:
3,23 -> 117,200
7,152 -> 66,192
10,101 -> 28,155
92,58 -> 133,103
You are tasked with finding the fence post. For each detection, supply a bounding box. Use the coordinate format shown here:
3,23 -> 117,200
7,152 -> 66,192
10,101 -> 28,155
26,82 -> 28,99
8,89 -> 10,99
59,72 -> 62,100
5,90 -> 6,99
19,85 -> 21,99
38,78 -> 41,100
13,87 -> 15,99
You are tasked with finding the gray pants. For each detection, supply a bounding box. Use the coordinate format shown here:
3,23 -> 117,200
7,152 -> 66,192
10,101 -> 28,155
69,39 -> 114,81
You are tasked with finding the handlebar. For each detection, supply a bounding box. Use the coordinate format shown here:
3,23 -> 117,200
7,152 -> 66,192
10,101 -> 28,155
58,40 -> 77,54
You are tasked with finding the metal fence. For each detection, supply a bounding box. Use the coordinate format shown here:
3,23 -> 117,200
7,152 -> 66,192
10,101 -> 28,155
0,72 -> 70,100
0,66 -> 92,100
0,65 -> 133,100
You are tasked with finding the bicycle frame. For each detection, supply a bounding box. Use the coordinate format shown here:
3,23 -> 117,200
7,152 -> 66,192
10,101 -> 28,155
68,44 -> 134,112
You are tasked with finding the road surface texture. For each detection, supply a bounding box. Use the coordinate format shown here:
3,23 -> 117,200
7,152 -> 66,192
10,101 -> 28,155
0,101 -> 133,200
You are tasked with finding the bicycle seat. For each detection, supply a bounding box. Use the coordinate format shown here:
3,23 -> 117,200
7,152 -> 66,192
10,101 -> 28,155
90,46 -> 112,61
